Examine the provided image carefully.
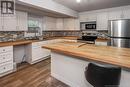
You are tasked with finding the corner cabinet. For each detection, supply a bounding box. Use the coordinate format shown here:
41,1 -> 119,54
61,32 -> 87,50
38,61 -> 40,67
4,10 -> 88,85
97,12 -> 108,30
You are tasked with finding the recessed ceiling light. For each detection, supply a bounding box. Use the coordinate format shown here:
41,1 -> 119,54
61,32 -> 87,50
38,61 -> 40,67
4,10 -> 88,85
77,0 -> 81,3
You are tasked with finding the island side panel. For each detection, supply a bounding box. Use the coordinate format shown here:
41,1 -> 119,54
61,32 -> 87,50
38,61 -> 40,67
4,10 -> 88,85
51,52 -> 130,87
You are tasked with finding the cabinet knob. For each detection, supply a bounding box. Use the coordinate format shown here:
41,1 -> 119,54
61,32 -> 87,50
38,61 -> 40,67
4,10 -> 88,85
3,49 -> 5,51
3,67 -> 6,69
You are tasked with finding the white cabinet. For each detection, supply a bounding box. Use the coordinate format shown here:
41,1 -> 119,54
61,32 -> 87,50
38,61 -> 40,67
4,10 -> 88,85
0,11 -> 28,31
63,18 -> 80,30
3,16 -> 16,31
44,17 -> 56,30
86,14 -> 97,22
64,18 -> 75,30
74,19 -> 80,30
79,13 -> 97,22
123,8 -> 130,19
97,12 -> 108,30
108,10 -> 123,20
16,11 -> 28,31
0,16 -> 2,31
26,41 -> 51,64
56,18 -> 64,30
0,46 -> 13,77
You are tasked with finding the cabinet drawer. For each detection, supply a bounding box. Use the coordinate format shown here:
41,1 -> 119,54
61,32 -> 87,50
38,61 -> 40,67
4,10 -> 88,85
0,61 -> 13,74
0,52 -> 13,64
0,46 -> 13,53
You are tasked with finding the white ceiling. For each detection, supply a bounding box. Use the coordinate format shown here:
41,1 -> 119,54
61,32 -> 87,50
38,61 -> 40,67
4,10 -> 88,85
53,0 -> 130,12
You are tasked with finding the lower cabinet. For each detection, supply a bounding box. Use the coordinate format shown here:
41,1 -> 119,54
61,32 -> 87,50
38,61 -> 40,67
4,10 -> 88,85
25,41 -> 51,64
0,46 -> 14,77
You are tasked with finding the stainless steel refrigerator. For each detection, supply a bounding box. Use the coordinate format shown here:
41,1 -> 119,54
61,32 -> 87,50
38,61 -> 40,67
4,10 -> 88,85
108,19 -> 130,48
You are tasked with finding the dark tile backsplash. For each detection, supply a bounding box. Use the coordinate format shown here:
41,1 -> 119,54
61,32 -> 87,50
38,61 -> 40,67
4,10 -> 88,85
0,30 -> 108,42
42,31 -> 81,38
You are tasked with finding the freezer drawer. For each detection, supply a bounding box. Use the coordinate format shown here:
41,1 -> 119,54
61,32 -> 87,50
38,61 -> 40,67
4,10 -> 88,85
110,38 -> 130,48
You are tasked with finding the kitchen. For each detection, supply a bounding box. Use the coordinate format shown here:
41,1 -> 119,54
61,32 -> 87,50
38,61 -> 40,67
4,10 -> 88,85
0,0 -> 130,87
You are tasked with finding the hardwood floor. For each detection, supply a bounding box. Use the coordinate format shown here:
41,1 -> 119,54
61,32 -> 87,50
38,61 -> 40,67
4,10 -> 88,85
0,59 -> 69,87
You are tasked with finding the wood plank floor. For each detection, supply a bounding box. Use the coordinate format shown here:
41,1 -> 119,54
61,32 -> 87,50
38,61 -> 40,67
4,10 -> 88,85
0,59 -> 69,87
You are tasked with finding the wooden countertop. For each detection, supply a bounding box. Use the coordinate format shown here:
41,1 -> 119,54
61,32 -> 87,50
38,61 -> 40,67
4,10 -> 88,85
0,40 -> 38,47
42,41 -> 130,69
0,36 -> 78,47
44,36 -> 78,40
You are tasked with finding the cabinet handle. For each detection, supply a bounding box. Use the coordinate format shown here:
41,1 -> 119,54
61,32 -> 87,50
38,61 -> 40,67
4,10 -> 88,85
3,49 -> 5,51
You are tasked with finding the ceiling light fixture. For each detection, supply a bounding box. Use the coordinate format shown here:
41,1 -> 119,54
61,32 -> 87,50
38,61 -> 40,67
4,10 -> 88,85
77,0 -> 81,3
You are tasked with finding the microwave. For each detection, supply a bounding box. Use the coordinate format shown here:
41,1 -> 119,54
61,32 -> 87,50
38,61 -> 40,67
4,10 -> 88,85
80,21 -> 96,30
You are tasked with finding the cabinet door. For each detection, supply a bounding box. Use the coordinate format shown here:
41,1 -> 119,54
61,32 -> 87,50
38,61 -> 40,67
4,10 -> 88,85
45,17 -> 56,30
74,19 -> 80,30
16,11 -> 28,31
87,14 -> 97,22
56,18 -> 63,30
0,15 -> 3,31
64,18 -> 75,30
108,10 -> 123,20
3,16 -> 16,31
97,12 -> 108,30
123,8 -> 130,19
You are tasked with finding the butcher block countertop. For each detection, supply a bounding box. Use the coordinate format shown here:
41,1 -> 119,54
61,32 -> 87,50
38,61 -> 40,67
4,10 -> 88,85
42,41 -> 130,69
0,40 -> 37,47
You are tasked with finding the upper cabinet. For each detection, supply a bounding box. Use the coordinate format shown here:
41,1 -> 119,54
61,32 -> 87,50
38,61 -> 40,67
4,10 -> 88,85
79,13 -> 97,22
108,9 -> 123,20
63,18 -> 75,30
63,18 -> 80,30
44,17 -> 80,31
3,16 -> 16,31
123,8 -> 130,19
97,12 -> 108,30
108,8 -> 130,20
0,11 -> 28,31
16,11 -> 28,31
44,17 -> 56,31
0,12 -> 2,31
56,18 -> 64,30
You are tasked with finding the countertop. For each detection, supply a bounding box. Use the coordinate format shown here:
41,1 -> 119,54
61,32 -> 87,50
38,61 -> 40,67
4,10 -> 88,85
0,36 -> 78,47
0,36 -> 109,47
42,41 -> 130,69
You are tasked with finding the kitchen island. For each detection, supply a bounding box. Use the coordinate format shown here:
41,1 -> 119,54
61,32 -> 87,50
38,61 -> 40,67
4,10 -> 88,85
43,41 -> 130,87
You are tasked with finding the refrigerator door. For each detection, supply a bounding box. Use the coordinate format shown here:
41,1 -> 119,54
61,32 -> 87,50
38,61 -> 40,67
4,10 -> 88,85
110,38 -> 130,48
108,20 -> 130,37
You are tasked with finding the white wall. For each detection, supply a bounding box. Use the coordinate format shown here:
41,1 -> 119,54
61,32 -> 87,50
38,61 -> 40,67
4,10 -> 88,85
17,0 -> 78,18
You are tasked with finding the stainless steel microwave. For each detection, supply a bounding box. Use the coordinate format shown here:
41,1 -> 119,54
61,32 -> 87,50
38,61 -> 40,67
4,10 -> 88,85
80,21 -> 96,30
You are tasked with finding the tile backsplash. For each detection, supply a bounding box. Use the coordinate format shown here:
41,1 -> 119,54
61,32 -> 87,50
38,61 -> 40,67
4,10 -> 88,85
0,30 -> 108,42
42,31 -> 81,38
0,31 -> 24,42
